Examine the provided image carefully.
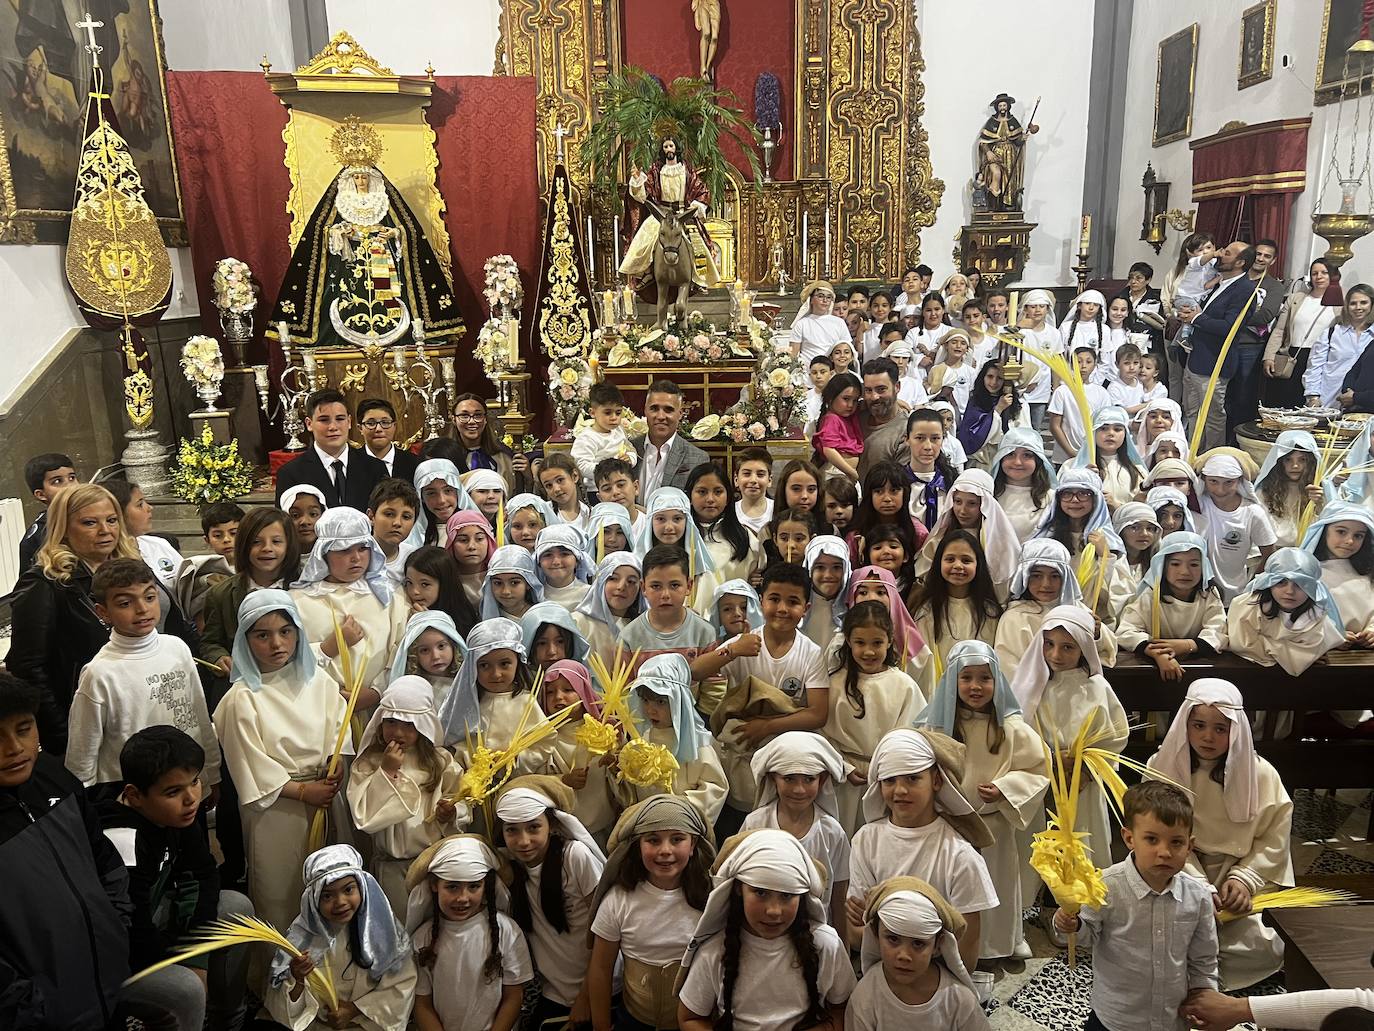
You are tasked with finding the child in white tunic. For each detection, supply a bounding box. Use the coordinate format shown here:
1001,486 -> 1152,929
386,610 -> 465,712
678,829 -> 856,1031
533,524 -> 594,613
1301,502 -> 1374,646
1254,431 -> 1324,549
742,732 -> 853,929
267,844 -> 417,1031
572,551 -> 645,670
494,778 -> 606,1027
504,493 -> 556,553
542,659 -> 618,841
1117,532 -> 1229,681
289,508 -> 410,707
519,601 -> 593,674
587,795 -> 715,1030
404,835 -> 532,1031
802,535 -> 851,648
410,459 -> 476,549
1226,548 -> 1346,676
844,564 -> 932,683
688,462 -> 765,601
1030,468 -> 1125,623
1197,452 -> 1278,603
1009,606 -> 1127,876
346,677 -> 465,916
991,428 -> 1057,544
214,591 -> 353,937
845,729 -> 998,973
824,599 -> 927,834
994,539 -> 1116,681
1084,405 -> 1146,510
847,878 -> 991,1031
908,529 -> 1003,696
442,510 -> 495,608
915,469 -> 1021,601
1148,680 -> 1294,990
915,642 -> 1047,963
479,545 -> 544,621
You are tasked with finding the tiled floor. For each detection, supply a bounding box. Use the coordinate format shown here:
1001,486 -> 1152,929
986,788 -> 1373,1030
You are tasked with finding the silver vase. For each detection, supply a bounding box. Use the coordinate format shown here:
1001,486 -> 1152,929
760,127 -> 776,184
219,310 -> 254,367
195,380 -> 224,414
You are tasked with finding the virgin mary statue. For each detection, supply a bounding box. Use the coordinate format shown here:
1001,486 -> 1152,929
268,116 -> 463,352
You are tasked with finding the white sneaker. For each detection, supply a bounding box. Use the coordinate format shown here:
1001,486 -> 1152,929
1012,939 -> 1032,960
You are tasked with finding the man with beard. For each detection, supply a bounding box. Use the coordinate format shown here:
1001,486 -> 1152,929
857,359 -> 909,481
618,136 -> 720,293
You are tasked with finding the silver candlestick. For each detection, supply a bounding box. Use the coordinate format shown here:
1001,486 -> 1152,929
391,341 -> 451,440
266,337 -> 313,451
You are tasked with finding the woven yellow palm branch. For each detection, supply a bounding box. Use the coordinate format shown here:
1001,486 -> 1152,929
124,915 -> 338,1010
1216,886 -> 1360,923
587,649 -> 643,745
1294,431 -> 1363,543
618,736 -> 680,792
308,606 -> 371,851
987,327 -> 1095,464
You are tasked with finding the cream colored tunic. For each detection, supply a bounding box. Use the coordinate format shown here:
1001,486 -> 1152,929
543,580 -> 591,614
1321,559 -> 1374,634
550,721 -> 620,839
615,725 -> 728,822
266,934 -> 417,1031
290,582 -> 410,695
1146,754 -> 1293,990
1226,595 -> 1344,676
825,666 -> 925,835
573,611 -> 635,672
993,600 -> 1117,683
913,598 -> 999,698
1116,590 -> 1228,653
1108,556 -> 1146,621
1099,459 -> 1140,510
956,711 -> 1048,959
347,749 -> 465,914
458,691 -> 560,775
997,483 -> 1048,543
214,665 -> 353,936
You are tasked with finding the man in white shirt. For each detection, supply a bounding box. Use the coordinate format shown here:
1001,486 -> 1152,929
789,281 -> 851,365
357,397 -> 419,482
632,380 -> 708,497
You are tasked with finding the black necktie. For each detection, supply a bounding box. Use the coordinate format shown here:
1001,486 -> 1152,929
331,459 -> 346,506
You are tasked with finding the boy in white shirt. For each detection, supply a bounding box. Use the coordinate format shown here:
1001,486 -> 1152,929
571,382 -> 637,493
1106,342 -> 1148,417
804,354 -> 835,430
1047,347 -> 1112,462
881,337 -> 929,409
926,331 -> 978,416
733,447 -> 775,534
862,291 -> 895,360
65,559 -> 221,792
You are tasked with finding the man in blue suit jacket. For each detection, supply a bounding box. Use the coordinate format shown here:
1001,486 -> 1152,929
1179,241 -> 1259,452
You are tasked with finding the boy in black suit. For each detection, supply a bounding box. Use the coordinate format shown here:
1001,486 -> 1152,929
274,388 -> 389,509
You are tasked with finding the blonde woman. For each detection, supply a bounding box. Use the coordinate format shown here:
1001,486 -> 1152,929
8,484 -> 142,750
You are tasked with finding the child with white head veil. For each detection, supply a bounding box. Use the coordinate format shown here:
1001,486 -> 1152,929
533,523 -> 595,612
214,590 -> 355,936
388,609 -> 466,710
289,507 -> 410,703
1031,468 -> 1124,621
409,458 -> 476,548
1134,396 -> 1184,454
1147,680 -> 1294,989
741,731 -> 854,928
845,728 -> 996,972
1145,428 -> 1191,468
1253,430 -> 1324,548
848,878 -> 990,1030
346,676 -> 466,915
915,641 -> 1047,964
1147,484 -> 1199,536
1012,289 -> 1057,425
460,468 -> 508,526
924,399 -> 969,470
990,425 -> 1058,542
480,544 -> 543,621
802,534 -> 851,646
1111,501 -> 1161,612
1226,547 -> 1345,677
265,843 -> 417,1030
1116,531 -> 1228,680
586,501 -> 635,561
572,551 -> 643,669
916,468 -> 1021,600
678,829 -> 856,1030
280,483 -> 327,551
1009,605 -> 1127,881
1196,450 -> 1278,603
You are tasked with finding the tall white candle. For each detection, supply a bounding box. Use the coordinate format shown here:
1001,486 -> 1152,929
586,216 -> 595,279
612,215 -> 621,270
800,211 -> 809,280
823,206 -> 831,274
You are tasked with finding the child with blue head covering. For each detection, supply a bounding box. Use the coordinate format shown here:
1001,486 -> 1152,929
626,653 -> 728,823
505,493 -> 557,552
1147,484 -> 1198,535
634,487 -> 715,578
214,590 -> 355,934
1301,501 -> 1374,643
266,844 -> 416,1028
572,551 -> 644,668
480,544 -> 544,620
1254,430 -> 1323,548
708,578 -> 763,640
388,610 -> 467,709
1072,404 -> 1145,508
1115,530 -> 1227,681
520,601 -> 592,671
914,639 -> 1048,962
410,458 -> 476,548
1032,467 -> 1123,559
586,501 -> 635,561
1227,548 -> 1345,676
533,523 -> 595,612
991,426 -> 1058,543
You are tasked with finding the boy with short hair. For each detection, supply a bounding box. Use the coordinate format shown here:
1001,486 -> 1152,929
200,502 -> 244,567
572,382 -> 637,494
538,452 -> 591,529
0,671 -> 133,1030
65,558 -> 221,794
101,726 -> 253,1031
367,477 -> 420,588
806,354 -> 835,427
1054,781 -> 1219,1031
617,544 -> 717,689
847,284 -> 871,314
1047,346 -> 1112,462
19,451 -> 77,569
1107,342 -> 1148,415
963,298 -> 997,367
595,457 -> 646,533
733,447 -> 774,534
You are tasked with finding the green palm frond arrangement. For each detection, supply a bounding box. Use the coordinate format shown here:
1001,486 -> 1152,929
581,67 -> 762,211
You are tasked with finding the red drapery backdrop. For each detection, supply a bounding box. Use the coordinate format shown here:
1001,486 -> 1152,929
621,0 -> 793,182
1191,117 -> 1310,274
166,72 -> 539,401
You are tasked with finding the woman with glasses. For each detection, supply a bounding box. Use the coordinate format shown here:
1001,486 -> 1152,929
448,393 -> 532,493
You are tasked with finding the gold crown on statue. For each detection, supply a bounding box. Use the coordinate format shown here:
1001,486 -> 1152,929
329,115 -> 384,168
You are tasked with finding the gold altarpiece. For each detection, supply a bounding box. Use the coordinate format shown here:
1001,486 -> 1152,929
496,0 -> 942,286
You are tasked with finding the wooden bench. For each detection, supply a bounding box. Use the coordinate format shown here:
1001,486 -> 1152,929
1105,651 -> 1374,839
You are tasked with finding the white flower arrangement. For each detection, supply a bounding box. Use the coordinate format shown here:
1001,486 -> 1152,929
180,335 -> 225,390
210,257 -> 257,314
483,254 -> 523,313
688,325 -> 804,443
548,355 -> 594,428
474,317 -> 513,382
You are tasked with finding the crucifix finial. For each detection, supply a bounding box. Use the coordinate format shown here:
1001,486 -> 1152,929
76,12 -> 104,56
553,121 -> 570,163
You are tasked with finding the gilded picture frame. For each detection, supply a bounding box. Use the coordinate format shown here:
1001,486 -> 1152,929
1239,0 -> 1275,90
0,0 -> 185,244
1317,0 -> 1374,105
1154,24 -> 1199,148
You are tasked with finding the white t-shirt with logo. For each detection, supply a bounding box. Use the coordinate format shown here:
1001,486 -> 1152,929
1199,497 -> 1278,602
724,632 -> 829,707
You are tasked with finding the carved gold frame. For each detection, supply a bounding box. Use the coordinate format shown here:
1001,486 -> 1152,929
1238,0 -> 1275,90
1154,23 -> 1199,147
1316,0 -> 1374,105
0,0 -> 185,244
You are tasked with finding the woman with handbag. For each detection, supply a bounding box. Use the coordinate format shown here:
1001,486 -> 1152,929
1262,259 -> 1341,408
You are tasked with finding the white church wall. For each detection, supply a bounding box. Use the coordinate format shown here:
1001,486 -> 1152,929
325,0 -> 502,75
919,0 -> 1095,288
160,0 -> 297,72
1111,0 -> 1350,286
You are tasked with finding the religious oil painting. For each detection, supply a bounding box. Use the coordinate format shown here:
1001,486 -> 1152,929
0,0 -> 184,243
1153,23 -> 1198,148
1238,0 -> 1275,90
1317,0 -> 1374,105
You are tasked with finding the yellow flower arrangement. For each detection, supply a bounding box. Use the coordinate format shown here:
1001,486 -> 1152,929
170,425 -> 255,504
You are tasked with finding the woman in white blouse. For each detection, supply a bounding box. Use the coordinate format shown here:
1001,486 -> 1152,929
1263,259 -> 1340,408
1303,282 -> 1374,408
